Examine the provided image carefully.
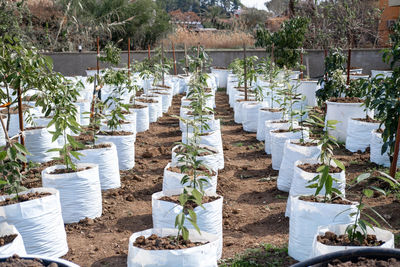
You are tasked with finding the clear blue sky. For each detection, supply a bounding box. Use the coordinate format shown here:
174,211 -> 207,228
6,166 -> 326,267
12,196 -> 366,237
241,0 -> 268,10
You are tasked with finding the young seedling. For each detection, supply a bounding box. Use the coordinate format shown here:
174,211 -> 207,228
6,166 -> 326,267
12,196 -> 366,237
306,117 -> 345,202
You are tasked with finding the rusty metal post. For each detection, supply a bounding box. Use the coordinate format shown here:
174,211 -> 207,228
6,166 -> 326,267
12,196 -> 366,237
390,116 -> 400,178
128,38 -> 131,75
244,44 -> 247,101
172,42 -> 177,76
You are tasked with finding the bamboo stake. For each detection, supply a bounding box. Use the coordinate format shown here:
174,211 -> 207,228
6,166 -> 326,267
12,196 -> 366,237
184,43 -> 188,71
244,44 -> 247,101
172,42 -> 177,76
390,116 -> 400,178
300,48 -> 304,79
161,43 -> 165,86
128,38 -> 131,76
346,48 -> 351,86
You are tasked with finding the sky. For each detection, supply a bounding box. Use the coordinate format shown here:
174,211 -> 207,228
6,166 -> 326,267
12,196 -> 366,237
241,0 -> 268,10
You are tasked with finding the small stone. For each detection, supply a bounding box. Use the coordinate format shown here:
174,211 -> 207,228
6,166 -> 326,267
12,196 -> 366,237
232,209 -> 241,214
126,195 -> 134,202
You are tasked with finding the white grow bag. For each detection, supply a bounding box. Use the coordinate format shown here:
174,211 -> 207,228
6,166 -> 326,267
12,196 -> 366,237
74,100 -> 91,126
370,130 -> 400,167
270,128 -> 309,170
100,121 -> 136,133
277,140 -> 321,192
152,190 -> 223,259
42,163 -> 102,223
288,196 -> 356,261
127,228 -> 219,267
73,142 -> 120,190
211,67 -> 231,88
345,118 -> 380,152
0,188 -> 68,257
131,106 -> 150,133
312,224 -> 394,257
264,120 -> 298,154
25,128 -> 59,163
256,109 -> 284,141
182,130 -> 223,155
171,145 -> 223,171
136,98 -> 161,122
297,80 -> 319,107
286,158 -> 346,217
162,163 -> 218,194
180,119 -> 220,135
371,70 -> 393,79
0,222 -> 26,256
242,102 -> 267,133
97,132 -> 136,170
326,101 -> 373,142
234,100 -> 257,124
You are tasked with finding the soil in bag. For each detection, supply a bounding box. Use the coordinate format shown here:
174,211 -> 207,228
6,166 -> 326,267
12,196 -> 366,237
353,117 -> 380,123
0,192 -> 52,207
49,166 -> 91,175
134,234 -> 208,250
159,195 -> 221,209
98,131 -> 134,136
328,257 -> 400,267
317,231 -> 385,247
298,195 -> 351,205
0,255 -> 61,267
167,166 -> 216,176
328,97 -> 364,103
290,141 -> 318,147
297,163 -> 342,173
0,234 -> 17,247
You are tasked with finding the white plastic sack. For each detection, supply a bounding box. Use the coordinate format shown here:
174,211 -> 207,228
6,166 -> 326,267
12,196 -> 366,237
41,164 -> 102,223
345,118 -> 380,152
0,222 -> 26,256
136,98 -> 161,121
74,100 -> 91,126
326,101 -> 373,142
234,100 -> 257,124
127,228 -> 218,267
181,119 -> 221,134
371,70 -> 393,79
25,128 -> 59,163
0,188 -> 68,257
256,109 -> 284,141
286,158 -> 346,217
100,121 -> 136,133
162,163 -> 218,194
0,116 -> 6,146
270,128 -> 309,170
370,130 -> 400,167
211,68 -> 231,88
152,190 -> 223,259
73,142 -> 120,190
131,105 -> 150,132
312,224 -> 394,257
182,130 -> 223,155
152,92 -> 170,113
277,140 -> 321,192
97,133 -> 136,170
171,145 -> 223,171
297,80 -> 319,107
242,102 -> 267,133
288,196 -> 356,261
264,120 -> 298,155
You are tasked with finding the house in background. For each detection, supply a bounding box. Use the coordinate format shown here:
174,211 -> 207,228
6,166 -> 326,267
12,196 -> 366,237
379,0 -> 400,45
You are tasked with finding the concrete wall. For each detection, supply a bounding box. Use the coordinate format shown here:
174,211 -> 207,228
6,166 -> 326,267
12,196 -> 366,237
44,48 -> 390,78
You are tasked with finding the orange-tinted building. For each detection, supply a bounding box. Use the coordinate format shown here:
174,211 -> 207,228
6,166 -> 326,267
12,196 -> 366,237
379,0 -> 400,46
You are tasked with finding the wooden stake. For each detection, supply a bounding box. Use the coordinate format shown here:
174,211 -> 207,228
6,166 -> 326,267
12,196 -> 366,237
346,48 -> 351,86
390,116 -> 400,178
300,48 -> 304,79
172,42 -> 177,76
147,44 -> 151,60
17,86 -> 26,169
184,43 -> 188,70
96,37 -> 100,77
324,48 -> 328,58
161,43 -> 165,86
244,44 -> 247,101
128,38 -> 131,75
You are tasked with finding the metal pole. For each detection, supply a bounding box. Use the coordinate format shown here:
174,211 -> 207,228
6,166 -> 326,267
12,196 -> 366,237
244,44 -> 247,101
184,43 -> 188,71
96,37 -> 100,77
172,42 -> 177,76
300,48 -> 304,79
390,116 -> 400,178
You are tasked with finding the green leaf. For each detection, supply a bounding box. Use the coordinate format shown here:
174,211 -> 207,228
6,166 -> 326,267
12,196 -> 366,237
333,159 -> 345,171
356,173 -> 371,183
363,189 -> 374,198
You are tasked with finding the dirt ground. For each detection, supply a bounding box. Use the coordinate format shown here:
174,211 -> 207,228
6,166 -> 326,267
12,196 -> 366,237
16,91 -> 400,266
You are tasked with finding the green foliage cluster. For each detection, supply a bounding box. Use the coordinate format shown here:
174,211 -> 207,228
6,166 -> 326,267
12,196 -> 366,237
256,17 -> 309,69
